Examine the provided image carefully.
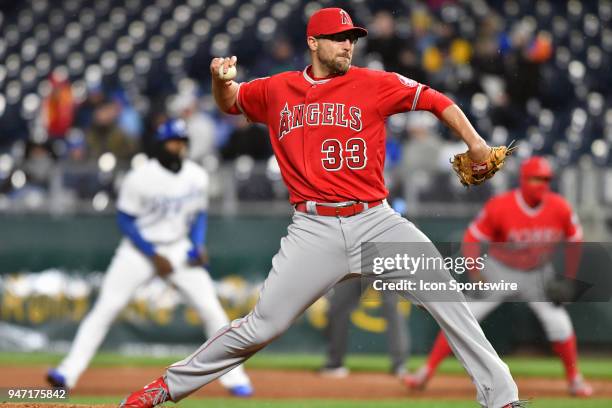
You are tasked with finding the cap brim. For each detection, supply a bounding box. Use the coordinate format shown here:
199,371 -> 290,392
159,135 -> 189,142
316,26 -> 367,38
340,27 -> 368,37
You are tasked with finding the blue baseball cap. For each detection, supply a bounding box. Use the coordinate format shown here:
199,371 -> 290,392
156,118 -> 189,142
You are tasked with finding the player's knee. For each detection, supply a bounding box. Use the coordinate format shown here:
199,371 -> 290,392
543,317 -> 573,342
546,324 -> 573,342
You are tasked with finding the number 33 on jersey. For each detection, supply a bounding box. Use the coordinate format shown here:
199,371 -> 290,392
231,66 -> 427,204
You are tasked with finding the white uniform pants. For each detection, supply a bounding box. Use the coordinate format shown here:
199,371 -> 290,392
57,239 -> 251,390
469,257 -> 573,342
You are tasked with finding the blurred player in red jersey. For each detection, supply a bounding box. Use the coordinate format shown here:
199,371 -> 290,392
405,156 -> 593,397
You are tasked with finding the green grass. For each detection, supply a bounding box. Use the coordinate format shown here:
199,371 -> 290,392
27,396 -> 612,408
4,351 -> 612,380
245,353 -> 612,380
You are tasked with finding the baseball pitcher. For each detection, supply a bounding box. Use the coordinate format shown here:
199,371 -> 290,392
121,8 -> 523,408
47,119 -> 253,397
405,156 -> 592,397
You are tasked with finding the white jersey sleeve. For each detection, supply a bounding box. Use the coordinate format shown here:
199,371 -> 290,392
116,169 -> 145,216
183,161 -> 210,213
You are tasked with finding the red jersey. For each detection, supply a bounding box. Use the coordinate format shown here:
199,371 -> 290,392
232,66 -> 433,204
467,189 -> 582,270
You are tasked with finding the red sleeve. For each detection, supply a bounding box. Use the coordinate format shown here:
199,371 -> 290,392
233,77 -> 270,124
561,200 -> 583,279
466,200 -> 497,242
462,228 -> 482,280
376,72 -> 454,118
564,207 -> 583,242
376,72 -> 428,117
462,201 -> 497,280
414,88 -> 454,118
564,241 -> 582,279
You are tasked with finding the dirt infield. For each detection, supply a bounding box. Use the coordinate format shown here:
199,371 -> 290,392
2,366 -> 612,407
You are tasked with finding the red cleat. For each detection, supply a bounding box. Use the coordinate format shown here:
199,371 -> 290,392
402,366 -> 431,390
569,375 -> 593,397
119,376 -> 171,408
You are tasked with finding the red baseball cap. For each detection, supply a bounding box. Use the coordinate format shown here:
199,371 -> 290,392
306,8 -> 368,38
520,156 -> 553,180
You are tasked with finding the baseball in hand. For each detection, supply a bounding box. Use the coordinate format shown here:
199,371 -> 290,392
219,65 -> 237,80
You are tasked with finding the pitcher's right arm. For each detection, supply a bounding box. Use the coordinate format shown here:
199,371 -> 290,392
210,56 -> 239,113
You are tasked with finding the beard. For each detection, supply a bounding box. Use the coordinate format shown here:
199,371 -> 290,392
156,145 -> 184,173
318,50 -> 351,74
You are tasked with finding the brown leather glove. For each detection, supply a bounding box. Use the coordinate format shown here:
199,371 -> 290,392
152,254 -> 173,278
451,142 -> 517,186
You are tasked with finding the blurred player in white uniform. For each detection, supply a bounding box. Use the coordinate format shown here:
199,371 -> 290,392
46,119 -> 253,397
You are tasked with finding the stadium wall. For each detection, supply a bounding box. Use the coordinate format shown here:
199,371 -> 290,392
0,215 -> 610,354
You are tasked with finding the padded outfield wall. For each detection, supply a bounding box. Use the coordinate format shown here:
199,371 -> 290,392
0,214 -> 611,355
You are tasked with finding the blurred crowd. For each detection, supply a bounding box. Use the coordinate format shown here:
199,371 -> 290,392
0,0 -> 610,212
